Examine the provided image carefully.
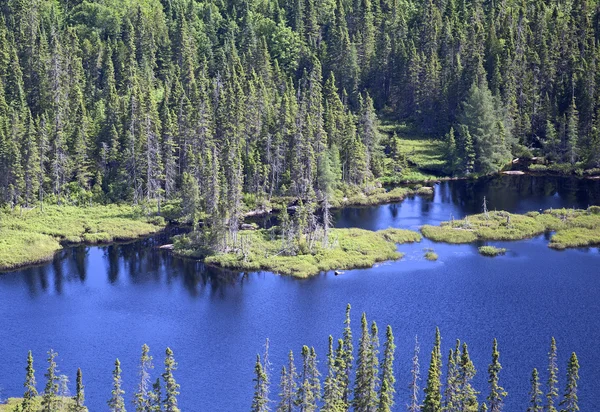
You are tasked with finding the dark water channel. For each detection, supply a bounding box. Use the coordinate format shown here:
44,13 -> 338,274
1,175 -> 600,410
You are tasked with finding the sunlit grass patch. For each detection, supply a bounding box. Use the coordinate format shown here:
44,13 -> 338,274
177,227 -> 422,278
478,246 -> 507,257
0,204 -> 165,271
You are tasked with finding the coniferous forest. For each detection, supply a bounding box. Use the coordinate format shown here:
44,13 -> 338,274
2,0 -> 600,226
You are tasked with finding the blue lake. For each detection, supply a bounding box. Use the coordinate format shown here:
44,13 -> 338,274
1,174 -> 600,410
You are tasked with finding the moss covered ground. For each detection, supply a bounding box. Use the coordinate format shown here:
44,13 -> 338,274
0,205 -> 165,271
421,207 -> 600,250
175,228 -> 422,278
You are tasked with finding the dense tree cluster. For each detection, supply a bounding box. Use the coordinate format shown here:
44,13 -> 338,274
252,305 -> 581,412
2,0 -> 600,230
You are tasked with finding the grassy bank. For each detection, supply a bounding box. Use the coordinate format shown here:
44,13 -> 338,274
0,205 -> 166,271
0,397 -> 86,411
421,207 -> 600,250
175,228 -> 422,278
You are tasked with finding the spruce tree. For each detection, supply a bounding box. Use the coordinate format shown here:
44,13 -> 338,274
353,314 -> 379,411
423,330 -> 442,412
276,351 -> 298,412
546,337 -> 559,412
559,352 -> 580,412
341,304 -> 353,404
457,343 -> 479,411
21,350 -> 37,412
408,335 -> 421,412
72,368 -> 85,412
108,359 -> 126,412
486,339 -> 506,412
41,350 -> 59,412
162,347 -> 180,412
296,345 -> 320,412
252,354 -> 270,412
527,368 -> 542,412
134,344 -> 154,411
377,325 -> 396,412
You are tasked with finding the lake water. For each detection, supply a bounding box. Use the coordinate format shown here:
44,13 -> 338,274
1,175 -> 600,411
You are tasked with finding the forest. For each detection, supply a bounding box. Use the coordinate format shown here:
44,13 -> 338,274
2,0 -> 600,241
3,306 -> 581,411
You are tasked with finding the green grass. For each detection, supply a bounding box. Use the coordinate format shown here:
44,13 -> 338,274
421,207 -> 600,250
175,227 -> 422,278
478,246 -> 507,257
0,204 -> 165,271
379,122 -> 447,183
0,397 -> 86,411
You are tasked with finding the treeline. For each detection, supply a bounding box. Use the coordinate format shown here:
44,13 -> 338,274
9,345 -> 180,412
2,0 -> 600,225
251,305 -> 581,411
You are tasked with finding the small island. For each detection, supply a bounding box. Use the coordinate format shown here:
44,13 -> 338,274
421,206 -> 600,250
478,246 -> 507,257
175,226 -> 422,278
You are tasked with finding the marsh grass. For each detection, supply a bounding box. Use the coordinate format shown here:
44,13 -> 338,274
422,207 -> 600,250
177,227 -> 422,278
0,397 -> 85,411
478,246 -> 507,257
0,205 -> 165,271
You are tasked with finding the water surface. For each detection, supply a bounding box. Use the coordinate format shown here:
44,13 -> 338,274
1,175 -> 599,410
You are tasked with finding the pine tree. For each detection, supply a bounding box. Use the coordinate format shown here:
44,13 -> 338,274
377,325 -> 396,412
252,354 -> 270,412
559,353 -> 579,412
296,345 -> 320,412
353,314 -> 379,411
527,368 -> 542,412
423,329 -> 442,412
341,304 -> 353,404
72,368 -> 85,412
457,343 -> 479,411
487,339 -> 506,412
162,347 -> 180,412
134,344 -> 154,411
276,351 -> 298,412
21,351 -> 37,412
546,337 -> 559,412
108,359 -> 126,412
41,350 -> 59,412
408,335 -> 421,412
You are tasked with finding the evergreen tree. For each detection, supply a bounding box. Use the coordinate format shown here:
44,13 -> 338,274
546,337 -> 559,412
423,329 -> 442,412
353,314 -> 379,411
527,368 -> 542,412
134,344 -> 154,411
162,347 -> 180,412
487,339 -> 506,412
252,354 -> 270,412
296,345 -> 320,412
72,368 -> 85,412
41,350 -> 59,412
108,359 -> 126,412
559,353 -> 580,412
277,351 -> 298,412
408,335 -> 421,412
21,351 -> 37,412
377,325 -> 395,412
